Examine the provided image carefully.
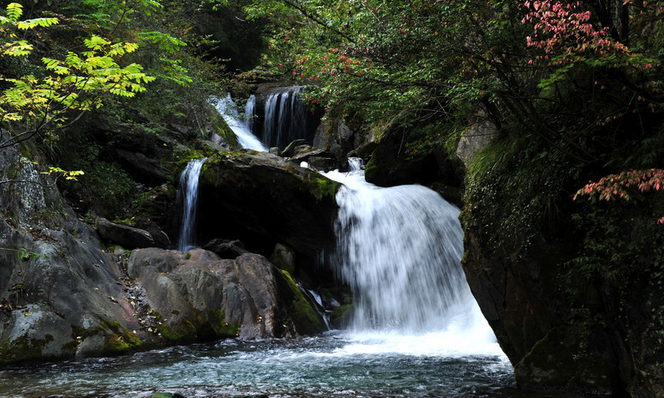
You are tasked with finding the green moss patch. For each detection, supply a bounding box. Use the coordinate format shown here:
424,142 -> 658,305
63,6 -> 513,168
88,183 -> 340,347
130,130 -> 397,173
156,319 -> 197,344
0,334 -> 53,364
302,170 -> 340,201
207,309 -> 240,338
281,270 -> 326,335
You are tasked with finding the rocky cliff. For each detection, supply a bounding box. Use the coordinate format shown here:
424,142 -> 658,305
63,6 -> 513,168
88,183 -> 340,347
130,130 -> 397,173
461,132 -> 664,397
0,142 -> 331,364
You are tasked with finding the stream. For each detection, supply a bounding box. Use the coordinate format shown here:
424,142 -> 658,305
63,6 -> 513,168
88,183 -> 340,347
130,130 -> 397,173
0,332 -> 514,398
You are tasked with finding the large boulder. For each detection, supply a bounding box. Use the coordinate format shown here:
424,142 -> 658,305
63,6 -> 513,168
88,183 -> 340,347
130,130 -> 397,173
197,151 -> 339,267
96,217 -> 159,249
127,248 -> 326,340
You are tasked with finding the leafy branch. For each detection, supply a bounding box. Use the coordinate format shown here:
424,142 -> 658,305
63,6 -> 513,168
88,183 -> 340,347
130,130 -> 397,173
0,3 -> 156,148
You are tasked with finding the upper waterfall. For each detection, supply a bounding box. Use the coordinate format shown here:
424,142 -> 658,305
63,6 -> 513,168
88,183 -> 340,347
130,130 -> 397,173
262,86 -> 307,149
211,95 -> 268,152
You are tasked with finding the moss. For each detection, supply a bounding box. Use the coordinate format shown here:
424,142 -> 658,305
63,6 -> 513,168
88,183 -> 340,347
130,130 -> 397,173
61,340 -> 78,355
207,309 -> 241,338
156,319 -> 197,344
99,320 -> 142,355
302,170 -> 340,201
209,106 -> 238,149
330,304 -> 355,329
0,333 -> 52,364
514,324 -> 619,394
281,270 -> 326,335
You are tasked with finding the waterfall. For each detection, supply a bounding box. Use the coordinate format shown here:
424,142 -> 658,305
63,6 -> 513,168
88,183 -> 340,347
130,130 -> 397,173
211,95 -> 268,152
177,158 -> 206,252
244,94 -> 256,132
325,163 -> 495,342
262,86 -> 307,149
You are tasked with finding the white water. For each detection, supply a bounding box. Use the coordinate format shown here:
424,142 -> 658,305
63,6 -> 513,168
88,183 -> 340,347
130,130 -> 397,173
177,158 -> 206,251
262,86 -> 307,148
211,95 -> 268,152
244,94 -> 256,132
324,161 -> 499,356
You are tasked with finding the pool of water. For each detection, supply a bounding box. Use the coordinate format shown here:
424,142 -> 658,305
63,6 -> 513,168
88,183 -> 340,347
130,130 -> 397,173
0,331 -> 518,398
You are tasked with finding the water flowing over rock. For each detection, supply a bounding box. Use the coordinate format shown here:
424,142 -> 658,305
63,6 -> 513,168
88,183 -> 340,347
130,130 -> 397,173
0,143 -> 326,364
177,158 -> 206,251
261,87 -> 308,149
325,165 -> 494,340
211,95 -> 268,152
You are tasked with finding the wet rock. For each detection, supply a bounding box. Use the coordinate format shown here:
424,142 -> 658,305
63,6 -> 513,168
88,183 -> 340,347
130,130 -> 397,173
281,139 -> 309,157
128,248 -> 324,340
270,243 -> 296,274
135,220 -> 171,248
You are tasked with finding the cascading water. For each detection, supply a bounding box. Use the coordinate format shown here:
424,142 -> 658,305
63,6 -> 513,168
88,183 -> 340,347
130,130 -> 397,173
244,94 -> 256,132
0,119 -> 516,398
211,95 -> 268,152
262,86 -> 307,149
325,160 -> 497,353
177,158 -> 206,252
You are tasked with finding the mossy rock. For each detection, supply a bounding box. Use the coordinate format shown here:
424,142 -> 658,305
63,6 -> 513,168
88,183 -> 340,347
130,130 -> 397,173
514,324 -> 620,395
0,334 -> 53,364
330,304 -> 355,329
281,270 -> 326,335
156,319 -> 198,344
100,320 -> 143,355
207,309 -> 241,338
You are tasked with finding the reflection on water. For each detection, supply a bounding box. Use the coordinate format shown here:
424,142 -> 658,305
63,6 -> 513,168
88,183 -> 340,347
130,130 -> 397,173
0,331 -> 515,398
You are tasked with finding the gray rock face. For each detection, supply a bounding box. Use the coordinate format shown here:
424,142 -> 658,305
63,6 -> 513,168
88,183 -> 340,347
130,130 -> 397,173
456,108 -> 496,167
116,149 -> 170,185
0,144 -> 325,365
128,248 -> 304,340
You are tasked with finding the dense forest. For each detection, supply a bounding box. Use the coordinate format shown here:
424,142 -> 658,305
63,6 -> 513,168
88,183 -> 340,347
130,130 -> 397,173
2,0 -> 664,397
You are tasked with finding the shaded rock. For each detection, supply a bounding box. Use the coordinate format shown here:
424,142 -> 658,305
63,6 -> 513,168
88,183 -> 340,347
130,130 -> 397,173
456,108 -> 496,167
197,151 -> 339,266
96,218 -> 155,249
313,118 -> 360,162
270,243 -> 296,274
281,139 -> 309,157
136,220 -> 171,248
364,129 -> 462,190
203,238 -> 249,259
116,149 -> 170,185
290,147 -> 342,172
134,183 -> 179,242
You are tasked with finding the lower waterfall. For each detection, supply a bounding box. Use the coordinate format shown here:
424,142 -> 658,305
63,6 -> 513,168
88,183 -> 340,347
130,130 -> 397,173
325,162 -> 497,353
